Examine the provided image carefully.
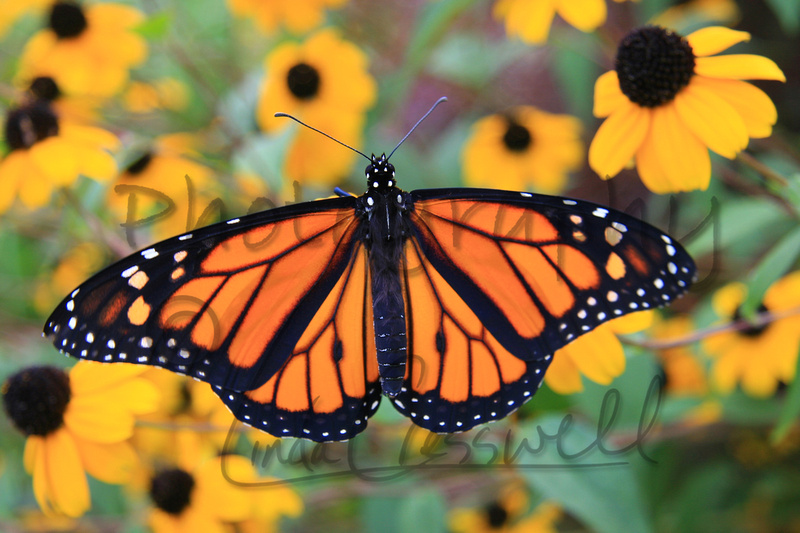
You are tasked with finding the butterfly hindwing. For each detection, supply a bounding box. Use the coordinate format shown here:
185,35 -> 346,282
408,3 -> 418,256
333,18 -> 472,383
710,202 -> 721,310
215,246 -> 382,441
409,189 -> 695,362
391,237 -> 552,433
44,197 -> 361,393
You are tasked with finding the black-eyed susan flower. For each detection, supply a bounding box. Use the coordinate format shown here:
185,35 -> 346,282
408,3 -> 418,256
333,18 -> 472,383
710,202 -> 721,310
256,29 -> 376,185
108,134 -> 216,242
702,272 -> 800,398
589,26 -> 785,193
148,455 -> 302,533
462,106 -> 583,194
546,310 -> 654,394
450,482 -> 561,533
1,362 -> 158,516
227,0 -> 347,34
493,0 -> 637,45
0,100 -> 119,213
17,1 -> 147,98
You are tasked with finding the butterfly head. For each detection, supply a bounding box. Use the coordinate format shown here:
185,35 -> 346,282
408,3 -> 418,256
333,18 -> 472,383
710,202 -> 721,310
365,153 -> 396,192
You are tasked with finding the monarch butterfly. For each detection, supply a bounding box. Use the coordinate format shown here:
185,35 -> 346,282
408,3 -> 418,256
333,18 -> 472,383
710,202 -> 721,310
45,100 -> 695,442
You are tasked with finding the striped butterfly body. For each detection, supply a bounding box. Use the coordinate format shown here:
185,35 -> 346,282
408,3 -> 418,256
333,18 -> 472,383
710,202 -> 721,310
45,129 -> 695,443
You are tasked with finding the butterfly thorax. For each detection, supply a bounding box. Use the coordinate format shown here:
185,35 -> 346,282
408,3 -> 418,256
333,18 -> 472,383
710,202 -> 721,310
357,154 -> 413,397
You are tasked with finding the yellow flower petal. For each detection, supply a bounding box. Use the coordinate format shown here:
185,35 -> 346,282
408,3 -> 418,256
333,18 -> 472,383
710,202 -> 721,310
593,70 -> 627,118
740,355 -> 778,397
59,122 -> 120,151
556,0 -> 607,32
194,457 -> 252,521
710,346 -> 742,393
691,77 -> 777,138
556,326 -> 626,386
494,0 -> 555,44
687,27 -> 750,57
23,435 -> 44,478
544,351 -> 584,394
695,54 -> 786,81
39,429 -> 91,517
711,282 -> 746,317
28,138 -> 79,186
88,3 -> 145,29
764,270 -> 800,311
674,79 -> 749,159
638,104 -> 711,192
69,361 -> 147,395
589,101 -> 650,179
0,151 -> 25,212
63,398 -> 136,443
78,376 -> 160,417
74,437 -> 137,484
608,309 -> 654,335
18,165 -> 56,208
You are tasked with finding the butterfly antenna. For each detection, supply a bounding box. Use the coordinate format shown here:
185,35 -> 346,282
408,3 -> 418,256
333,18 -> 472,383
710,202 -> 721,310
274,112 -> 370,161
387,96 -> 448,160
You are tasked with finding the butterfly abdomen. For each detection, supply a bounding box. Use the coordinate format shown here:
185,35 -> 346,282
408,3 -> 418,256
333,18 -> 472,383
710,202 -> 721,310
371,268 -> 406,397
359,167 -> 412,398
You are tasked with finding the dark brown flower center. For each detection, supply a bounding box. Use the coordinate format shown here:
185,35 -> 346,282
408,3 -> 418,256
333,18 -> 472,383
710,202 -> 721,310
485,500 -> 509,528
125,152 -> 154,175
2,366 -> 71,436
29,77 -> 61,102
733,304 -> 769,337
502,118 -> 532,152
4,102 -> 60,151
287,63 -> 321,100
50,1 -> 88,39
150,468 -> 195,515
615,26 -> 696,108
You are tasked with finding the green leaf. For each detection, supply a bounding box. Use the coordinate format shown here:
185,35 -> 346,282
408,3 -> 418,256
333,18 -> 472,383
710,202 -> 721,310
134,12 -> 173,40
740,224 -> 800,317
772,353 -> 800,443
398,488 -> 447,533
551,33 -> 601,120
519,416 -> 654,533
363,495 -> 401,533
764,0 -> 800,34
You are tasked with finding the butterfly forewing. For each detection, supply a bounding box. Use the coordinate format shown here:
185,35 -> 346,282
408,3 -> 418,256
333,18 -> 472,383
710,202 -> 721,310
44,197 -> 361,393
408,189 -> 695,362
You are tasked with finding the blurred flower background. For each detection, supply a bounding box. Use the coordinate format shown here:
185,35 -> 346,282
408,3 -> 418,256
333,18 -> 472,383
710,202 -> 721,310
1,0 -> 800,531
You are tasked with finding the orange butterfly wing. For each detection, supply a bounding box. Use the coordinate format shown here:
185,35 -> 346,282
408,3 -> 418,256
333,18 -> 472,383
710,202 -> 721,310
408,190 -> 694,362
388,190 -> 694,432
216,246 -> 382,440
391,237 -> 551,432
45,198 -> 363,395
